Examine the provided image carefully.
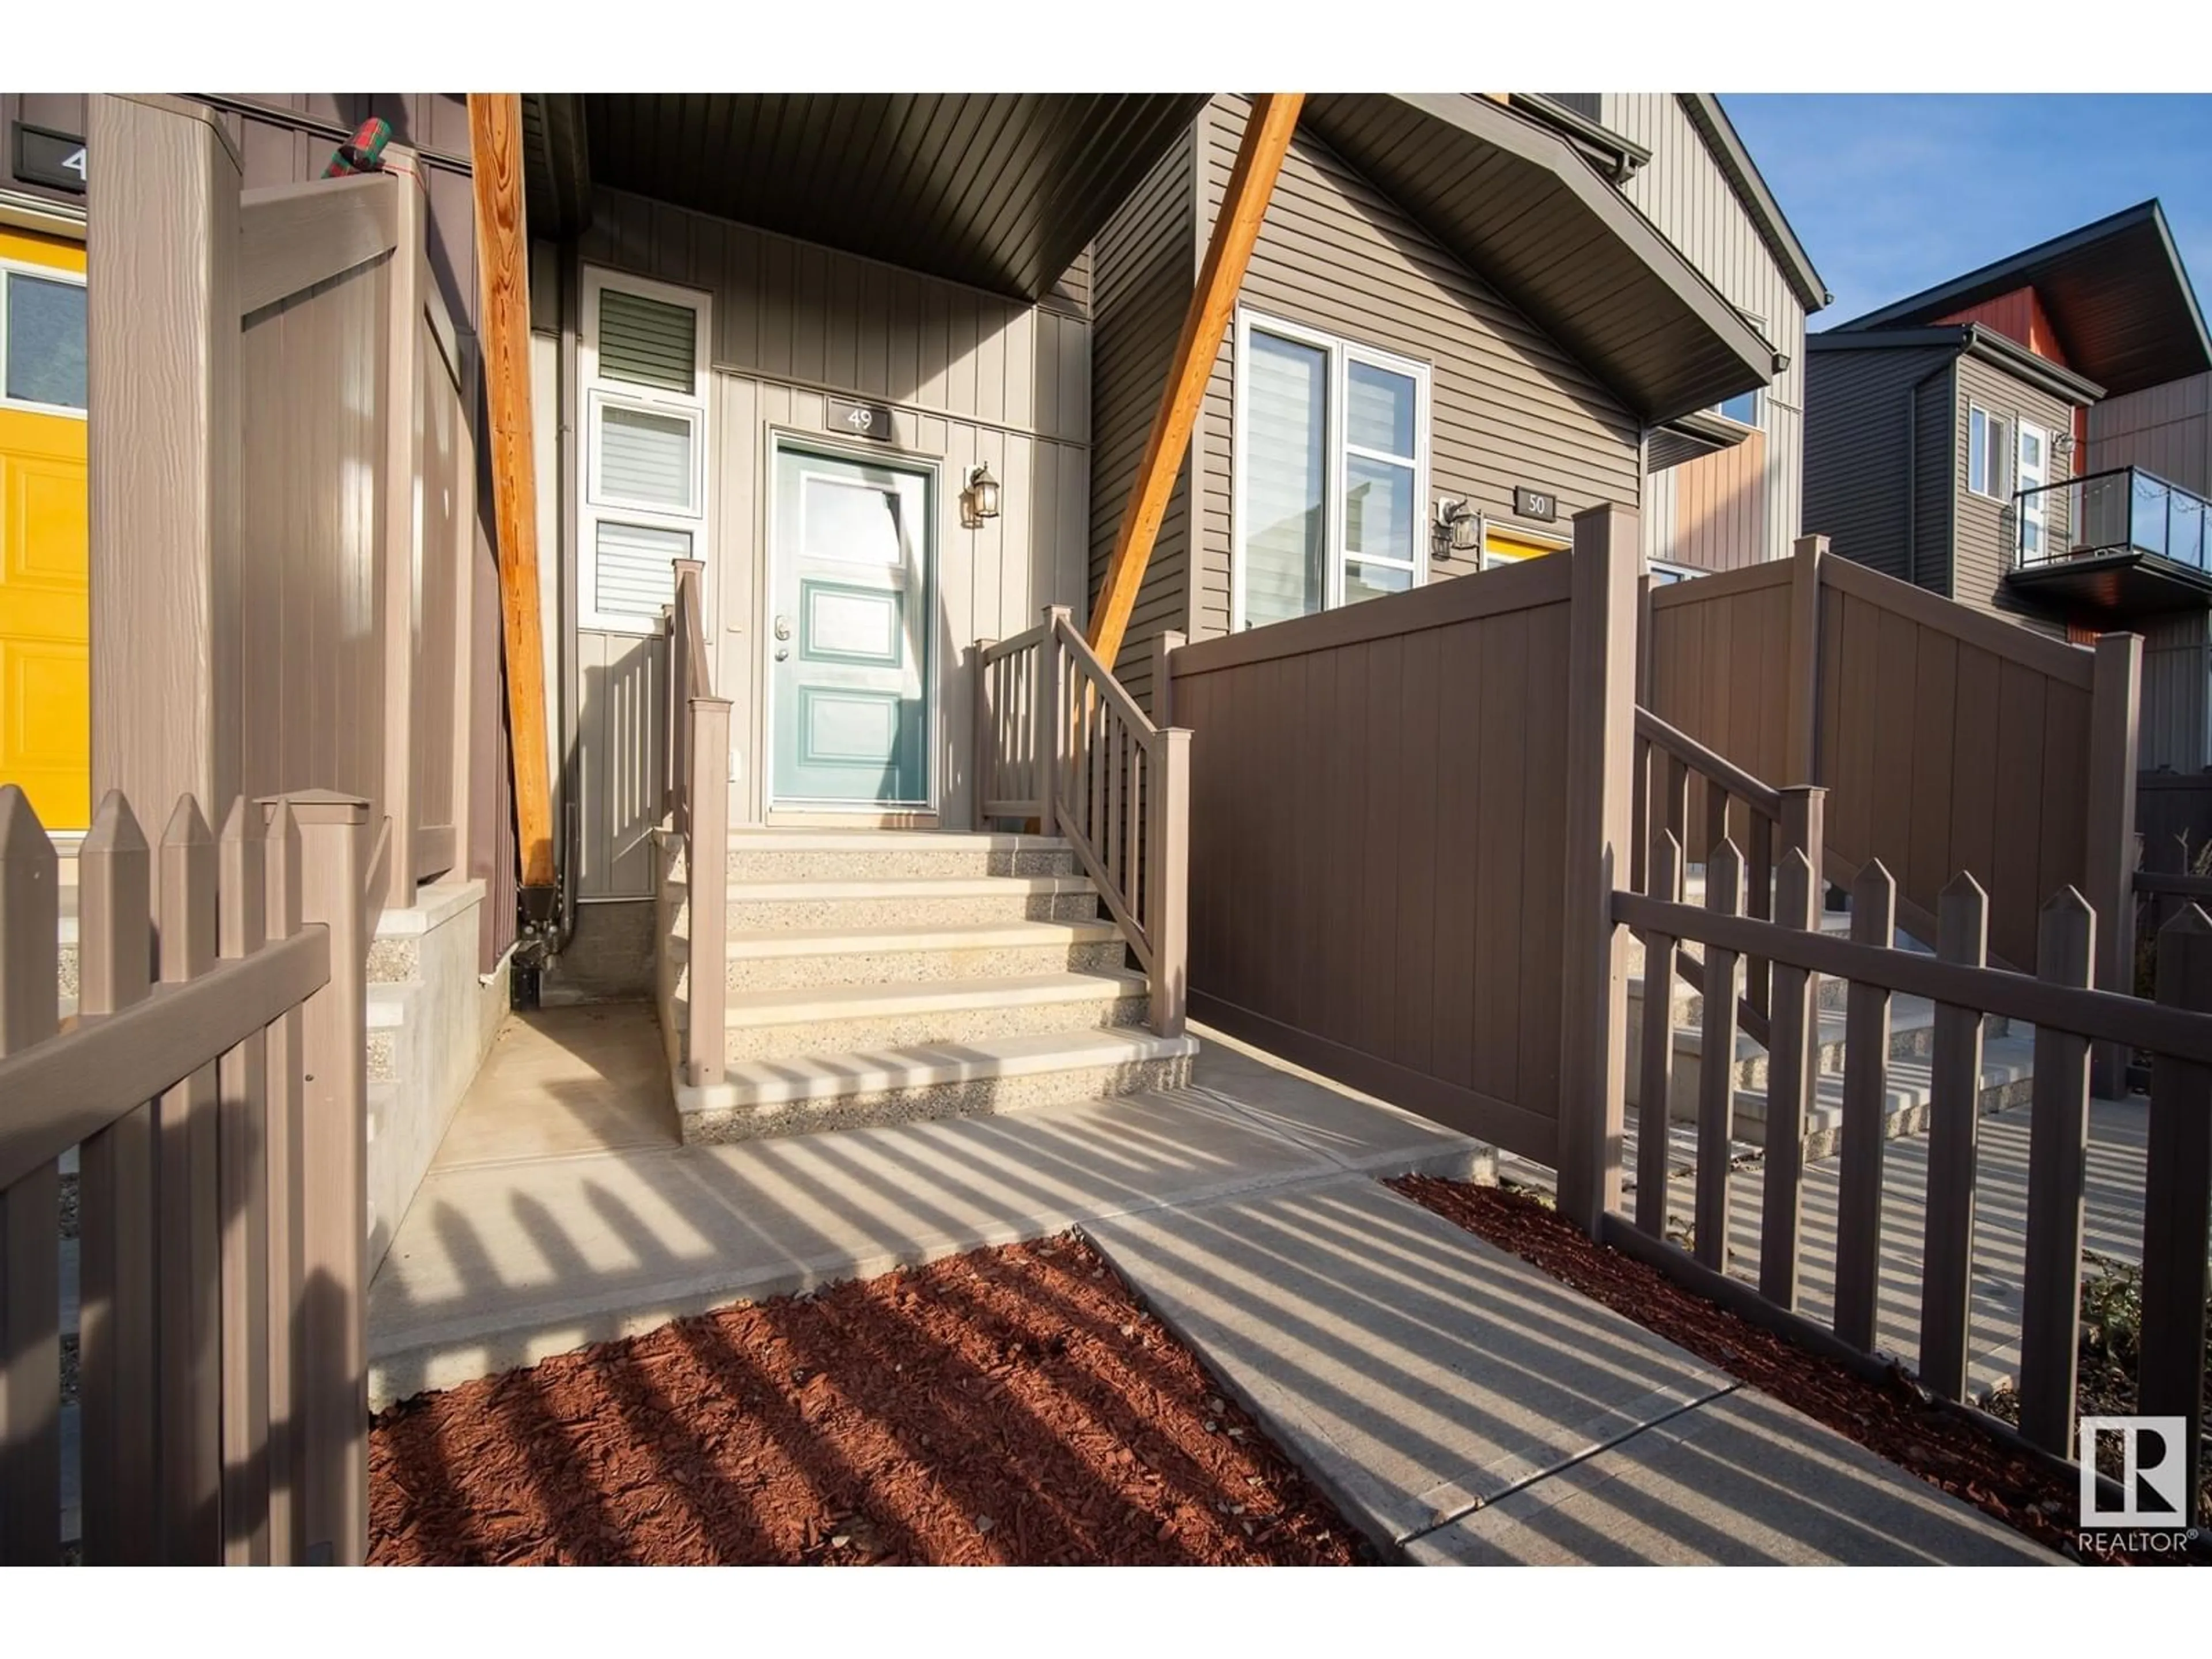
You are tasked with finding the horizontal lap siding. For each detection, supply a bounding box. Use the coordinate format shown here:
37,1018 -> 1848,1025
573,190 -> 1092,885
1951,354 -> 2074,632
1609,95 -> 1809,570
1175,570 -> 1575,1164
1087,128 -> 1196,713
1194,96 -> 1639,638
1802,347 -> 1954,585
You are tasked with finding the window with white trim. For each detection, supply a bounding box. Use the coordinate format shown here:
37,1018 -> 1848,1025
1712,389 -> 1760,427
579,269 -> 711,631
1233,312 -> 1430,630
1968,403 -> 2014,500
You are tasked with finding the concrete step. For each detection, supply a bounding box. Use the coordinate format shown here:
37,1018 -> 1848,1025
725,829 -> 1076,883
1732,1034 -> 2038,1161
718,967 -> 1150,1063
676,1027 -> 1199,1145
715,871 -> 1101,931
692,915 -> 1129,993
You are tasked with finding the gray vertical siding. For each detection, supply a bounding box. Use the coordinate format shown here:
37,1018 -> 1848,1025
1802,346 -> 1956,588
1605,94 -> 1809,569
569,189 -> 1094,892
2139,611 -> 2209,771
1088,121 -> 1197,711
2089,370 -> 2212,495
1950,353 -> 2074,632
1172,96 -> 1639,652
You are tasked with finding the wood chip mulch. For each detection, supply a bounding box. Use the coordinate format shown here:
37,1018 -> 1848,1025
1389,1174 -> 2194,1567
369,1234 -> 1373,1566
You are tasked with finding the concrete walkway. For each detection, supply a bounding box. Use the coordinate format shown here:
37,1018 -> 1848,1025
371,1012 -> 2055,1564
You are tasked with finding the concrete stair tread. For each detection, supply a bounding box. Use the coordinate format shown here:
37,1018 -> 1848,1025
718,872 -> 1094,901
721,915 -> 1123,958
1735,1033 -> 2037,1123
727,829 -> 1069,853
705,1027 -> 1200,1107
721,967 -> 1147,1026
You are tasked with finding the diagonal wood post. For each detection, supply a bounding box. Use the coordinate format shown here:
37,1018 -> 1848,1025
1088,94 -> 1304,675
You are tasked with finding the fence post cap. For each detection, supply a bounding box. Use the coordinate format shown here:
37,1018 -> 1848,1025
0,782 -> 50,853
256,790 -> 371,827
1938,869 -> 1988,903
82,789 -> 150,855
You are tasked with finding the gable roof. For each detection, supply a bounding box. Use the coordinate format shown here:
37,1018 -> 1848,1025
1806,322 -> 2106,405
1826,200 -> 2210,397
1677,95 -> 1831,315
1301,93 -> 1779,425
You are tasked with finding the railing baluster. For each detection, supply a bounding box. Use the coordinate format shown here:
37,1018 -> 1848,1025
0,786 -> 62,1565
2020,888 -> 2096,1458
1705,779 -> 1730,877
1918,872 -> 1989,1403
1694,838 -> 1743,1271
1834,858 -> 1896,1351
215,798 -> 272,1563
2143,904 -> 2212,1527
1747,811 -> 1774,1024
972,638 -> 995,830
1660,755 -> 1688,892
1759,832 -> 1821,1309
1635,831 -> 1683,1238
77,793 -> 157,1565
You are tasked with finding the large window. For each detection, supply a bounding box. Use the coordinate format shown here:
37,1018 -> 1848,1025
579,270 -> 711,631
1968,403 -> 2014,500
1233,312 -> 1429,630
0,263 -> 87,415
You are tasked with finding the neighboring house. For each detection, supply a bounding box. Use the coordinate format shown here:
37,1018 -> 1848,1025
1802,201 -> 2212,763
1086,92 -> 1812,707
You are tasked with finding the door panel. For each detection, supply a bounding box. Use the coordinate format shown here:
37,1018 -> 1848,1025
770,446 -> 933,806
0,229 -> 89,830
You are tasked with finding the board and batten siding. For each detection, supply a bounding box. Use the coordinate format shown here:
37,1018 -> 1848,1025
1605,94 -> 1809,570
1164,97 -> 1639,653
568,188 -> 1094,895
1951,353 -> 2074,634
2089,370 -> 2212,496
1802,346 -> 1957,591
1089,120 -> 1198,711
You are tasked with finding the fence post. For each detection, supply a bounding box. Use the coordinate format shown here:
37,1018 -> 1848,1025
1759,786 -> 1825,1309
1039,605 -> 1073,839
972,638 -> 997,831
2020,887 -> 2096,1458
377,158 -> 427,915
2085,632 -> 2141,1099
1556,503 -> 1639,1233
1786,535 -> 1825,783
0,787 -> 62,1565
86,94 -> 243,821
2142,904 -> 2212,1527
264,790 -> 368,1566
1153,629 -> 1187,729
687,698 -> 732,1090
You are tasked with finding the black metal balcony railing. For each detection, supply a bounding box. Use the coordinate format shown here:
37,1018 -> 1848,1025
2014,465 -> 2212,574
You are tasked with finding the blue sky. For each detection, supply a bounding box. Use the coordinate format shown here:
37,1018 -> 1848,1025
1720,96 -> 2212,328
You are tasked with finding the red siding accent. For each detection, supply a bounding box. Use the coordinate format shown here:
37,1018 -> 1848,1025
1936,286 -> 2070,366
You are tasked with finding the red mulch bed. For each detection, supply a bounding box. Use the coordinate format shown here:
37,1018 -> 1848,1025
1389,1175 -> 2199,1567
369,1234 -> 1372,1565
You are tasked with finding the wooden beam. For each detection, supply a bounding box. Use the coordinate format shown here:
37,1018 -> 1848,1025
1088,93 -> 1303,673
467,94 -> 556,891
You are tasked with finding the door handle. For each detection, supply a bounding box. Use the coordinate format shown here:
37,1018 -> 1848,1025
772,615 -> 793,641
773,646 -> 790,661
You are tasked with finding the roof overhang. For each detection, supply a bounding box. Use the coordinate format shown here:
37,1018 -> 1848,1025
1807,323 -> 2106,405
1679,95 -> 1830,315
1648,407 -> 1755,472
1828,200 -> 2211,396
521,93 -> 1208,303
1302,93 -> 1779,425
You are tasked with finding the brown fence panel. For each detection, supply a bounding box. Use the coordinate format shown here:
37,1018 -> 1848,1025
1171,539 -> 1586,1167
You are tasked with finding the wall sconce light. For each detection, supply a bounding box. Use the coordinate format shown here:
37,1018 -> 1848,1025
1434,497 -> 1482,559
962,463 -> 1001,528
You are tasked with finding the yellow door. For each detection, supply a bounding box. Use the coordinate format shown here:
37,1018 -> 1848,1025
0,228 -> 89,830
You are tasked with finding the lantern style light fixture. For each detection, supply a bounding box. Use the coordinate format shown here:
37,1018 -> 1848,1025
1434,497 -> 1482,558
963,463 -> 1002,527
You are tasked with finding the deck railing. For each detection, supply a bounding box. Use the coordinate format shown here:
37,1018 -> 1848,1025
973,607 -> 1191,1037
661,560 -> 729,1088
0,782 -> 371,1564
2016,465 -> 2212,574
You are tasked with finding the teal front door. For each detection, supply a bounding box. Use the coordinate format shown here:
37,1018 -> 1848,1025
770,443 -> 934,807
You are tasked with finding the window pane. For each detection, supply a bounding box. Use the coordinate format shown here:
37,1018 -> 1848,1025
1344,454 -> 1415,563
598,404 -> 694,510
593,521 -> 691,619
1969,409 -> 1988,494
597,287 -> 696,393
1343,561 -> 1412,605
1347,360 -> 1415,457
5,273 -> 86,410
1991,417 -> 2013,495
1244,331 -> 1328,626
1717,390 -> 1758,425
802,474 -> 906,567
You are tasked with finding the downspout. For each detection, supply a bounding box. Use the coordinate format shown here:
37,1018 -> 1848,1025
1903,351 -> 1956,594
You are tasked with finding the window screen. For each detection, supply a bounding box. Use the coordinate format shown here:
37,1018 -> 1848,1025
597,287 -> 698,394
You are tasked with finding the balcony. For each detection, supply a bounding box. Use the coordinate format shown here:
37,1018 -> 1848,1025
2008,465 -> 2212,616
